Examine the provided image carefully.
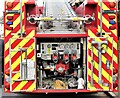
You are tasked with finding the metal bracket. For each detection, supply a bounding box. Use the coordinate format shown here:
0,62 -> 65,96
91,38 -> 108,84
20,48 -> 28,80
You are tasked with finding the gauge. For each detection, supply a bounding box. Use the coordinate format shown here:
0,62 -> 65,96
47,44 -> 51,48
59,44 -> 64,49
70,44 -> 75,49
64,44 -> 69,49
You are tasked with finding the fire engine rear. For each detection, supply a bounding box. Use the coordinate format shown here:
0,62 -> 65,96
4,0 -> 118,93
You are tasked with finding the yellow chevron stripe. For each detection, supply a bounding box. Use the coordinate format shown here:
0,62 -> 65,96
13,3 -> 20,10
27,82 -> 35,91
12,73 -> 20,82
13,81 -> 28,91
11,38 -> 34,50
11,43 -> 34,71
88,43 -> 113,83
4,54 -> 10,66
98,25 -> 117,50
88,83 -> 97,91
88,29 -> 96,37
5,31 -> 35,65
99,30 -> 118,65
88,69 -> 109,90
11,52 -> 25,71
113,54 -> 117,64
88,47 -> 112,84
88,38 -> 113,90
5,17 -> 35,64
88,28 -> 118,65
98,12 -> 110,28
98,13 -> 117,37
31,55 -> 35,61
5,28 -> 11,37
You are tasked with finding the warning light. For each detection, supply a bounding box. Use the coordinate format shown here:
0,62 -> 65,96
7,16 -> 13,20
109,15 -> 115,20
7,2 -> 13,8
109,20 -> 116,25
109,2 -> 116,8
6,26 -> 13,30
109,26 -> 116,30
5,69 -> 10,76
6,21 -> 13,25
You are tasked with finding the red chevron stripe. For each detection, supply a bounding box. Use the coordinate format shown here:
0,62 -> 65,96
98,18 -> 118,42
13,64 -> 20,71
5,14 -> 20,38
113,48 -> 118,57
11,40 -> 22,49
93,66 -> 111,85
12,49 -> 34,72
93,48 -> 112,73
88,46 -> 113,74
11,39 -> 34,71
21,81 -> 34,90
12,82 -> 21,91
88,75 -> 103,89
88,48 -> 112,81
103,1 -> 116,10
98,20 -> 117,40
97,6 -> 118,41
4,48 -> 9,58
11,29 -> 32,49
5,4 -> 25,42
4,18 -> 24,44
23,39 -> 34,48
11,39 -> 34,63
12,73 -> 20,79
97,19 -> 118,55
27,50 -> 34,59
6,2 -> 19,10
88,27 -> 97,36
11,52 -> 20,64
12,73 -> 16,77
4,62 -> 9,71
113,61 -> 118,71
93,54 -> 112,85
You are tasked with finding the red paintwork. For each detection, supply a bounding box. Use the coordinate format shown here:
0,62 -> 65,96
35,34 -> 88,38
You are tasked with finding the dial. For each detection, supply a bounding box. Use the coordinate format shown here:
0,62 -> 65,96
64,44 -> 69,49
70,44 -> 75,49
59,44 -> 64,49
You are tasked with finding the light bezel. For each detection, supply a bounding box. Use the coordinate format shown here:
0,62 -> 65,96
7,2 -> 13,8
109,2 -> 116,8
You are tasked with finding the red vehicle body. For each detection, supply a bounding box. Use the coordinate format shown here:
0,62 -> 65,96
4,0 -> 118,93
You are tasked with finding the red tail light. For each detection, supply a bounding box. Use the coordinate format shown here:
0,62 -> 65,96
109,2 -> 116,8
6,26 -> 13,30
7,2 -> 13,8
109,26 -> 116,30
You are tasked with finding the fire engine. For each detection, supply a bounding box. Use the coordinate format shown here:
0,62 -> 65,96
4,0 -> 118,93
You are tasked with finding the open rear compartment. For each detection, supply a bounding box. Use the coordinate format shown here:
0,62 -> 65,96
35,37 -> 87,91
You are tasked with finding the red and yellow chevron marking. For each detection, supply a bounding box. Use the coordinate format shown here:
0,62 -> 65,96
4,0 -> 36,92
87,37 -> 113,91
87,0 -> 118,91
10,38 -> 36,92
11,39 -> 35,92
